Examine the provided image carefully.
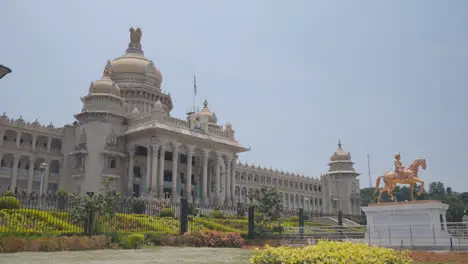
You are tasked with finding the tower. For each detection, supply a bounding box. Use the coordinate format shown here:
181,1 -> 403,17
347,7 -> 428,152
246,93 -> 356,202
72,62 -> 126,194
322,140 -> 360,215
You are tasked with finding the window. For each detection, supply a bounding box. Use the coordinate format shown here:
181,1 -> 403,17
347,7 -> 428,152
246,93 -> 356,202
163,170 -> 172,181
165,152 -> 173,161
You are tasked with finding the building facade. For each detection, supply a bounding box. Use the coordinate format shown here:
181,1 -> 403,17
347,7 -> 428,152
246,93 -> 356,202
0,28 -> 361,215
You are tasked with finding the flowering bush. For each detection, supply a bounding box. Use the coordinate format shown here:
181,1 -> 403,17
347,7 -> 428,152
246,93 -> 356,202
0,196 -> 20,210
251,241 -> 413,264
161,230 -> 244,248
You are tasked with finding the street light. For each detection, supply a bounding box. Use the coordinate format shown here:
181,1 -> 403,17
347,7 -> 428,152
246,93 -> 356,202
0,65 -> 12,79
39,162 -> 48,196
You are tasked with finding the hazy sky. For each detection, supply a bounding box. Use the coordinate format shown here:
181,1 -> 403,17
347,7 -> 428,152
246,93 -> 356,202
2,1 -> 467,191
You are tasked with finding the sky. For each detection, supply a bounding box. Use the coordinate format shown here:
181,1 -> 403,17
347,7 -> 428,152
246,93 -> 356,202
1,0 -> 467,191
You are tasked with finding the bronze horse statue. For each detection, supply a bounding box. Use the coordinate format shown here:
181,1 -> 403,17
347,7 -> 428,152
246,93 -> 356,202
375,158 -> 426,203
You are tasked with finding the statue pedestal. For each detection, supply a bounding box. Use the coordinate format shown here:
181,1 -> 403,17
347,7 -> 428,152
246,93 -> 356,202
362,200 -> 450,249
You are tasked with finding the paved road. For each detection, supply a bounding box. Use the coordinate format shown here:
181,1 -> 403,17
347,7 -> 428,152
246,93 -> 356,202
0,247 -> 252,264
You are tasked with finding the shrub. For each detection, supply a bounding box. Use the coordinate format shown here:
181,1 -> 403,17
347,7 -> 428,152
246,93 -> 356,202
210,210 -> 224,219
161,230 -> 244,248
159,208 -> 174,218
132,199 -> 146,214
251,241 -> 413,264
0,235 -> 113,253
126,233 -> 145,249
0,196 -> 20,210
145,232 -> 163,246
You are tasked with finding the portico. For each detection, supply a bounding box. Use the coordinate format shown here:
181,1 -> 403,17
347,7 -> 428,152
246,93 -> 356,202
126,137 -> 243,206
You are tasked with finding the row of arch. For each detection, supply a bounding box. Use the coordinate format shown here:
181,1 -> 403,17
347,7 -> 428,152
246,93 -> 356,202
235,171 -> 322,192
0,153 -> 61,173
1,129 -> 62,151
234,186 -> 323,210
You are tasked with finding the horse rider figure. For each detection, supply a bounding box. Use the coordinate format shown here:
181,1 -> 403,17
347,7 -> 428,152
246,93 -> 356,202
394,153 -> 407,180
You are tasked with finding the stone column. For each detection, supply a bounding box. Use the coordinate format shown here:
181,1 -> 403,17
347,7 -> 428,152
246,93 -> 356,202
145,145 -> 152,195
230,158 -> 236,205
47,136 -> 52,152
171,142 -> 180,203
158,144 -> 166,198
225,156 -> 232,205
16,132 -> 22,148
43,160 -> 50,193
10,155 -> 19,190
215,153 -> 221,205
151,143 -> 160,194
186,145 -> 195,203
27,158 -> 34,193
32,135 -> 37,152
442,212 -> 448,230
127,146 -> 135,195
202,149 -> 209,204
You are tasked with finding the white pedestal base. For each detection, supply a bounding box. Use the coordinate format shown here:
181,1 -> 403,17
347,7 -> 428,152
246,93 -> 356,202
362,201 -> 450,248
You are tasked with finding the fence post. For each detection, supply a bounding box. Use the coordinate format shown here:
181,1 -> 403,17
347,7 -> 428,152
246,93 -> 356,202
248,206 -> 255,238
337,210 -> 343,226
84,192 -> 95,237
298,208 -> 305,239
179,197 -> 188,235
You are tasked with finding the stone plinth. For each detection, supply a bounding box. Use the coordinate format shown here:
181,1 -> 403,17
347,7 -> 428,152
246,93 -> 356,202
362,200 -> 450,248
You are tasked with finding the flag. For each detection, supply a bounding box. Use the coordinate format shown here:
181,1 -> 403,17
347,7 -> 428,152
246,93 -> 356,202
194,75 -> 197,96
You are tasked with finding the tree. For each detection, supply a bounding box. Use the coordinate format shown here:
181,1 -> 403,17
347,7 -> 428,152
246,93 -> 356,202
428,181 -> 446,200
444,195 -> 465,222
70,178 -> 121,224
250,187 -> 283,227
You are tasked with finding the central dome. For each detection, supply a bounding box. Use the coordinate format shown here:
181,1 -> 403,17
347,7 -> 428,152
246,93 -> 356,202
110,27 -> 162,88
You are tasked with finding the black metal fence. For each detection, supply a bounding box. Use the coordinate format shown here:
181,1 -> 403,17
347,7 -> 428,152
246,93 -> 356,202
0,192 -> 364,239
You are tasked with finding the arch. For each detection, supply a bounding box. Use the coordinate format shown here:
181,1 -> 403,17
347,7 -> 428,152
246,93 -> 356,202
36,135 -> 48,150
3,129 -> 17,142
134,145 -> 147,156
1,153 -> 15,168
34,157 -> 46,170
17,155 -> 31,170
241,187 -> 247,197
241,172 -> 246,180
20,132 -> 33,148
50,138 -> 62,151
49,160 -> 61,174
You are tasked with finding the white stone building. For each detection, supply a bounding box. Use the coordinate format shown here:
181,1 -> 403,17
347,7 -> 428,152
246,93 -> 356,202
0,28 -> 361,215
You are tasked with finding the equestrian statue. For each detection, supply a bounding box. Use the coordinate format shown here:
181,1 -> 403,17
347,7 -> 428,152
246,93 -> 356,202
375,153 -> 427,203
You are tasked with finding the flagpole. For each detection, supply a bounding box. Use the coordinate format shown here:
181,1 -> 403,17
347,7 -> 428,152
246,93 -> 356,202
367,153 -> 372,187
193,75 -> 197,112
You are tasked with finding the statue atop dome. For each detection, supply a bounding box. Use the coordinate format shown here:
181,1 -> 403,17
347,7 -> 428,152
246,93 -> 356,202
129,27 -> 142,47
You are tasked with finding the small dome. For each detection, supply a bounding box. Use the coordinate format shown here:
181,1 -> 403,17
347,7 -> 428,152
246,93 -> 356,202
89,62 -> 121,97
330,140 -> 352,161
192,100 -> 217,124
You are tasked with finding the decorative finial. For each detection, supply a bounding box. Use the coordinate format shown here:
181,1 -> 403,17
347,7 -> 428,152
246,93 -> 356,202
103,60 -> 112,77
127,27 -> 143,54
203,99 -> 208,108
338,139 -> 342,149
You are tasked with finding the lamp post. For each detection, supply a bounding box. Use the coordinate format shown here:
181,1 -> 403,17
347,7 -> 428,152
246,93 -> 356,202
0,65 -> 12,79
39,163 -> 48,196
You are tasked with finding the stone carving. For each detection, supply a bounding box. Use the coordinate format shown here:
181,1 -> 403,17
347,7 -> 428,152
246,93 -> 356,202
375,155 -> 427,203
129,27 -> 142,46
103,60 -> 112,77
75,129 -> 87,151
106,130 -> 118,146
